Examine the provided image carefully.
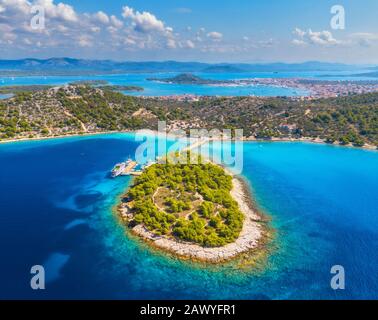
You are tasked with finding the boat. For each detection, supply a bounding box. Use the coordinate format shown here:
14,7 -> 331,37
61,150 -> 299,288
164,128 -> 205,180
111,158 -> 139,177
111,161 -> 127,178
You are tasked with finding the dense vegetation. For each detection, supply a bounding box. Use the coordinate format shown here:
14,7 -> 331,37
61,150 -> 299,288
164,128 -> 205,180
124,157 -> 244,247
147,73 -> 223,85
0,85 -> 377,148
0,85 -> 53,94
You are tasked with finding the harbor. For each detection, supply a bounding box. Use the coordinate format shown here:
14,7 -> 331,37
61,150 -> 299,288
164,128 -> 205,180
111,137 -> 212,178
111,159 -> 156,177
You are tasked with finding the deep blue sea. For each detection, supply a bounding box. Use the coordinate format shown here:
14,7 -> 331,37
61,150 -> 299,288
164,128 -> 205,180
0,134 -> 377,299
0,70 -> 373,97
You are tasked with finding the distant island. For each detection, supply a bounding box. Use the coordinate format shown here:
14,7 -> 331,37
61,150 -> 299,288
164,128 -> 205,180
117,152 -> 265,262
147,73 -> 225,85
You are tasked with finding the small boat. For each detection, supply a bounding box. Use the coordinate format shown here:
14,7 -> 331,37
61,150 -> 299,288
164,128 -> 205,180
111,158 -> 138,178
111,161 -> 127,178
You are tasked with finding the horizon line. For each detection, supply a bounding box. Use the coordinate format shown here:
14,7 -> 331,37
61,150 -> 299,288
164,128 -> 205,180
0,57 -> 375,66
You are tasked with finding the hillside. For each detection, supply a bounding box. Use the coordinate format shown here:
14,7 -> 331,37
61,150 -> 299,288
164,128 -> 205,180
0,85 -> 377,147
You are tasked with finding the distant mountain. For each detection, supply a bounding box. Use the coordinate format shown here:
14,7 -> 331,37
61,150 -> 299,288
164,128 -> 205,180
0,58 -> 207,73
0,58 -> 366,75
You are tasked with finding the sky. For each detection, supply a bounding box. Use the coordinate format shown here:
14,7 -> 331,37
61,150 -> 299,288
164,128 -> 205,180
1,0 -> 378,63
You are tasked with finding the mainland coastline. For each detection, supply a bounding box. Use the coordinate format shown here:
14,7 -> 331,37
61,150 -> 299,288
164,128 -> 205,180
1,84 -> 377,151
1,129 -> 377,152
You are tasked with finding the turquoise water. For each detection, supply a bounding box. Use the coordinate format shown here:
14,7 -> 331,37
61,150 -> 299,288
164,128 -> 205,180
0,70 -> 372,97
0,134 -> 377,299
0,93 -> 13,100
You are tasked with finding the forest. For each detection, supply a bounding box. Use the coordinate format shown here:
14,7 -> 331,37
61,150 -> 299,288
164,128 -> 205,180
125,156 -> 244,247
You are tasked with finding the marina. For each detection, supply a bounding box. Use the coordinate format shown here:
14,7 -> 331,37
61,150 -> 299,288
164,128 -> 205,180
111,159 -> 156,177
110,137 -> 211,178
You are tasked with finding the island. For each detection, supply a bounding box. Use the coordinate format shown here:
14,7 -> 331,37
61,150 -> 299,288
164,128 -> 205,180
147,73 -> 226,85
117,153 -> 265,263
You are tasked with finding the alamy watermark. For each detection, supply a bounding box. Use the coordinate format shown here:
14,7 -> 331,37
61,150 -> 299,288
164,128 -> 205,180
330,265 -> 345,290
30,265 -> 45,290
30,5 -> 45,30
330,5 -> 345,30
134,121 -> 244,174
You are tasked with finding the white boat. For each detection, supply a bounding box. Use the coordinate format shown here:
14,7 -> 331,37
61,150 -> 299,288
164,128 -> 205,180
111,162 -> 127,178
111,159 -> 135,177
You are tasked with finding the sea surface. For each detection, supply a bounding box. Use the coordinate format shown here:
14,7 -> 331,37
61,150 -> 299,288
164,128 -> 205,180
0,134 -> 377,299
0,70 -> 374,97
0,93 -> 13,100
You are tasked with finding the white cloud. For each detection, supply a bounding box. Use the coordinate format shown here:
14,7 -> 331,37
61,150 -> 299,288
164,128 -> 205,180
0,1 -> 187,55
207,31 -> 223,41
36,0 -> 78,22
110,15 -> 123,28
185,40 -> 195,49
0,0 -> 293,59
122,6 -> 168,34
166,38 -> 176,49
94,11 -> 109,24
292,39 -> 306,46
179,39 -> 195,49
349,32 -> 378,47
91,26 -> 101,33
23,37 -> 32,45
77,35 -> 92,47
293,28 -> 306,38
258,38 -> 275,47
292,28 -> 341,46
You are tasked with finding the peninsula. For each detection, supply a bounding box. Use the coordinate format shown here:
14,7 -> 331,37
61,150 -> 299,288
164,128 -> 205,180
117,153 -> 264,262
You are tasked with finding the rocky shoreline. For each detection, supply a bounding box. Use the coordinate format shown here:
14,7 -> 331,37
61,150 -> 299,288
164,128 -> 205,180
118,175 -> 266,263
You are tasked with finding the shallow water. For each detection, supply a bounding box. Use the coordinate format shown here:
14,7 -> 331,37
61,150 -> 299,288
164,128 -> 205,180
0,134 -> 377,299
